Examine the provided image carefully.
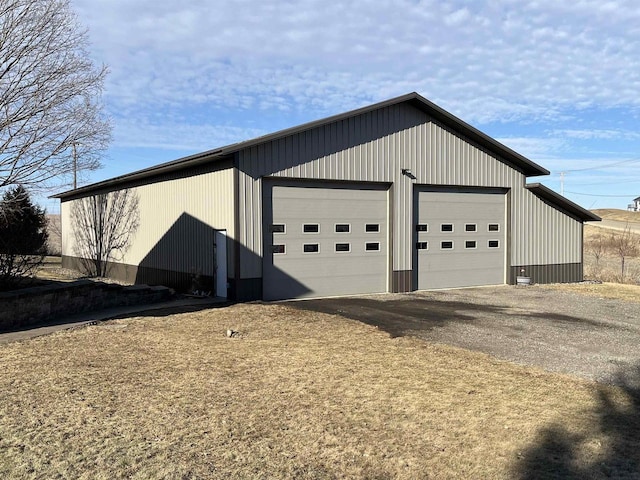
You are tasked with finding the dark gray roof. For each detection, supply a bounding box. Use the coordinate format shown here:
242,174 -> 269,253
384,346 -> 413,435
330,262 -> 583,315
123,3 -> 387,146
53,92 -> 549,199
525,183 -> 601,222
634,196 -> 640,202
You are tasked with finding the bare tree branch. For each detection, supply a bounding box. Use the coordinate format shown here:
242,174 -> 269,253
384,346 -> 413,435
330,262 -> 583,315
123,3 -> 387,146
0,0 -> 111,193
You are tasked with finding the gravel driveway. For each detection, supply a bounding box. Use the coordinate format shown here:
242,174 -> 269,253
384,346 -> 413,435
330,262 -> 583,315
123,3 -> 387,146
294,286 -> 640,386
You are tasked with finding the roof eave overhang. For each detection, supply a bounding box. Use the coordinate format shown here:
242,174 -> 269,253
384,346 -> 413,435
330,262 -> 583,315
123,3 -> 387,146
52,92 -> 549,200
51,150 -> 232,199
525,183 -> 601,222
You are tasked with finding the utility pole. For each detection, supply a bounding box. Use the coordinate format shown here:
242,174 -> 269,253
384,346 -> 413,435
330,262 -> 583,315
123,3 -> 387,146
72,142 -> 77,189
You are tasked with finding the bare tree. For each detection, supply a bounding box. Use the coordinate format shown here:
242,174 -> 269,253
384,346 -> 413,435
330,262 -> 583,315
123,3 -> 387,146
71,190 -> 139,277
609,225 -> 640,283
0,0 -> 111,193
585,233 -> 608,280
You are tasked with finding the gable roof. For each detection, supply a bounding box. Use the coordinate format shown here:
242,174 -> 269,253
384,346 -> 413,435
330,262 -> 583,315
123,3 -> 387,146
525,183 -> 601,222
54,92 -> 549,199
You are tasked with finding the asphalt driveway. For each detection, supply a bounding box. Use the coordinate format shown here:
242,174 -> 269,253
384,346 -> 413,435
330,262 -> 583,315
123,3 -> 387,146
293,286 -> 640,386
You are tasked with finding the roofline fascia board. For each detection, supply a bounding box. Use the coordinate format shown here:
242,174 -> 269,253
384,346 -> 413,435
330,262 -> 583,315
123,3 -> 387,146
52,92 -> 549,199
525,183 -> 601,222
51,150 -> 228,199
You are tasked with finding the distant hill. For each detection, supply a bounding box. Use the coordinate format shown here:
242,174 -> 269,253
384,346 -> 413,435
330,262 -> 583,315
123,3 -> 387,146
591,209 -> 640,223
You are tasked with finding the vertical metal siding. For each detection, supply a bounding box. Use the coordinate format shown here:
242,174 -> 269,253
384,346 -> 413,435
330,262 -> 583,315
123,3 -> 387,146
237,103 -> 581,280
61,167 -> 235,276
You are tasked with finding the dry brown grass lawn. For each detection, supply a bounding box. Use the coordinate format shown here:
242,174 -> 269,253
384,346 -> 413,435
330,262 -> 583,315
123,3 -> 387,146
0,304 -> 637,479
584,224 -> 640,284
539,281 -> 640,302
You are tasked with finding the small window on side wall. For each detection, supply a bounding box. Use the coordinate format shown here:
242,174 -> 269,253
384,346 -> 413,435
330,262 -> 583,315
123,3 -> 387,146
303,224 -> 319,233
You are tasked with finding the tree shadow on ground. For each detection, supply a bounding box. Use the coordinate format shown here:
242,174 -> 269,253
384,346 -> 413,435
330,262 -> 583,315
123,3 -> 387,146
516,363 -> 640,479
293,294 -> 610,338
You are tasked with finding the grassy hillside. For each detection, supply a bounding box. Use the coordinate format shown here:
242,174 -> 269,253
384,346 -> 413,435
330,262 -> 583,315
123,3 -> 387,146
591,208 -> 640,223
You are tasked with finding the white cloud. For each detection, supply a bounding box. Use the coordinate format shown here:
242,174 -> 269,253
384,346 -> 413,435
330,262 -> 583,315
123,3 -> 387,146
113,119 -> 267,152
495,137 -> 567,159
553,129 -> 640,140
70,0 -> 640,151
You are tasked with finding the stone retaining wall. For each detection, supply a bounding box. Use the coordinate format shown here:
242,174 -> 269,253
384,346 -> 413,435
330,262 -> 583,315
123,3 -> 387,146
0,280 -> 174,332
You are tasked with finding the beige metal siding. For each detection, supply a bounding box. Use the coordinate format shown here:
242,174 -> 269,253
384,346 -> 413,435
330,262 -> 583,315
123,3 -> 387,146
237,102 -> 580,281
61,166 -> 235,276
512,187 -> 583,265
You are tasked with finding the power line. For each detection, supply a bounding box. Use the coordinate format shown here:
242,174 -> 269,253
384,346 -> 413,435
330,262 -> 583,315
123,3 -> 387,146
564,157 -> 640,173
572,178 -> 640,187
564,190 -> 638,197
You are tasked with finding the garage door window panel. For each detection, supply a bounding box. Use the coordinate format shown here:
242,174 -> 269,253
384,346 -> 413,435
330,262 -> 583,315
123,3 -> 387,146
365,242 -> 380,251
441,241 -> 454,249
441,224 -> 454,232
335,224 -> 350,233
271,224 -> 286,234
465,224 -> 477,232
335,243 -> 351,253
303,244 -> 320,254
488,240 -> 500,248
272,244 -> 286,254
303,224 -> 320,234
465,240 -> 477,249
416,224 -> 428,232
488,224 -> 500,232
366,224 -> 380,233
416,241 -> 428,250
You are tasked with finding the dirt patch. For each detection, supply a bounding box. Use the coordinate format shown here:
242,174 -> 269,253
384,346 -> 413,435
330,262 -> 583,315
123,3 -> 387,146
0,303 -> 638,479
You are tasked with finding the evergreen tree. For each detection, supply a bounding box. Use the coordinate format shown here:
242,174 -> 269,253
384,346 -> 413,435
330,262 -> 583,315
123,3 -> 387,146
0,186 -> 48,288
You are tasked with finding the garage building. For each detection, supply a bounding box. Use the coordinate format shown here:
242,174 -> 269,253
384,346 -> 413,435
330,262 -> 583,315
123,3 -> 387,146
55,93 -> 600,301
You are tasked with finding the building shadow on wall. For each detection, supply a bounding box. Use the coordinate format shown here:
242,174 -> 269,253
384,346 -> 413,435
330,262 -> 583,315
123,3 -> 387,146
136,213 -> 218,293
136,212 -> 310,300
515,362 -> 640,479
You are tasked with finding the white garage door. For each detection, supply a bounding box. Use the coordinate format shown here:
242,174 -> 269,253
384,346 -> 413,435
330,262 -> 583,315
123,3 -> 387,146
263,183 -> 388,300
415,189 -> 506,289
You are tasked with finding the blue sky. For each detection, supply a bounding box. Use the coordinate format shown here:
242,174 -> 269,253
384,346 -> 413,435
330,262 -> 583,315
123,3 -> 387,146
47,0 -> 640,212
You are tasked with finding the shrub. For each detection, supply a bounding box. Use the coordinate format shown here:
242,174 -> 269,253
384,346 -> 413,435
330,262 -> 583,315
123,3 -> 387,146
0,186 -> 48,289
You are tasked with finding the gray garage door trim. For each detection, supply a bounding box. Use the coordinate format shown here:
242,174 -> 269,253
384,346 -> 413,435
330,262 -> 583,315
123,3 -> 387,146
262,180 -> 391,301
413,186 -> 509,290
